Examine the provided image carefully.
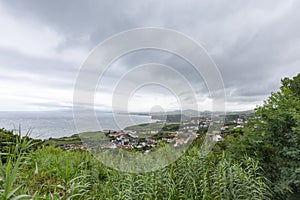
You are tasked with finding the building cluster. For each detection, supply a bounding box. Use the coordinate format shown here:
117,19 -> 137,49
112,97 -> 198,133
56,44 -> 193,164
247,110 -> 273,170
60,115 -> 247,152
100,128 -> 198,152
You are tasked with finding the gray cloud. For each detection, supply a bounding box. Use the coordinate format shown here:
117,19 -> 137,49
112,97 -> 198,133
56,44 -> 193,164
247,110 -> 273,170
0,0 -> 299,111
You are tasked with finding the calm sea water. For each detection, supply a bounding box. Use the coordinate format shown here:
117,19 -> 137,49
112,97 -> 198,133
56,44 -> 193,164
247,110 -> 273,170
0,111 -> 153,139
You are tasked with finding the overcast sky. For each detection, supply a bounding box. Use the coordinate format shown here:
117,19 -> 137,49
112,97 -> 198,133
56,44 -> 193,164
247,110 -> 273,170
0,0 -> 299,112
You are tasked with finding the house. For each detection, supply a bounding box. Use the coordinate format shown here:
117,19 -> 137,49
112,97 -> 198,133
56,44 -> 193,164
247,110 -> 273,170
212,134 -> 222,142
212,130 -> 221,134
174,139 -> 185,147
146,137 -> 156,143
170,132 -> 178,137
128,132 -> 138,138
101,142 -> 117,149
220,126 -> 229,131
109,131 -> 122,137
121,137 -> 130,145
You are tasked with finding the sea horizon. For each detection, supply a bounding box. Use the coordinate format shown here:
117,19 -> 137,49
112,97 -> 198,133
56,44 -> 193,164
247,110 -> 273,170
0,111 -> 154,139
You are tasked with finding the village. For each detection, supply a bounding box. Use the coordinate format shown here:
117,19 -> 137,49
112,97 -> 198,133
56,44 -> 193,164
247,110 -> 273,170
95,116 -> 246,152
58,114 -> 247,152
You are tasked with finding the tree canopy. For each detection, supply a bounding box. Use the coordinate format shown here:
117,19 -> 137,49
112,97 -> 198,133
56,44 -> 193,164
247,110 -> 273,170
228,73 -> 300,199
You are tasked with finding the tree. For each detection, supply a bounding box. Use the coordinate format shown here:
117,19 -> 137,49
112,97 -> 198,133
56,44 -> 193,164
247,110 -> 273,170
227,73 -> 300,199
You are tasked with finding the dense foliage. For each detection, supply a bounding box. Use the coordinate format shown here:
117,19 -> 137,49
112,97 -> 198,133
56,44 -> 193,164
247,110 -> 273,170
226,73 -> 300,199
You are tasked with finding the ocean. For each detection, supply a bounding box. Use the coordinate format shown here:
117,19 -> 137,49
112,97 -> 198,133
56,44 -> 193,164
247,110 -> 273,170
0,111 -> 153,139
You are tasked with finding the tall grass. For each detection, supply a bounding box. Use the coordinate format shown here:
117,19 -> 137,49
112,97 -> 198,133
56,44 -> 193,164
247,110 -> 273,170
95,148 -> 271,200
0,129 -> 34,199
1,131 -> 272,199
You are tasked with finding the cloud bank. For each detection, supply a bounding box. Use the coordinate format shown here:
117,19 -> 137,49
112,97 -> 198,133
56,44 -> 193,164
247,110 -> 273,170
0,0 -> 299,111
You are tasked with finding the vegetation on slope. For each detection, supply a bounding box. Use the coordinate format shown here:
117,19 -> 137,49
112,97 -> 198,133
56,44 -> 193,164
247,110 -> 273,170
0,73 -> 299,199
0,134 -> 271,199
224,73 -> 300,199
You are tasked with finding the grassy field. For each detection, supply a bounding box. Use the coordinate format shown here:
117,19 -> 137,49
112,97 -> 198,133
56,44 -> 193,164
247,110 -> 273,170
125,122 -> 167,132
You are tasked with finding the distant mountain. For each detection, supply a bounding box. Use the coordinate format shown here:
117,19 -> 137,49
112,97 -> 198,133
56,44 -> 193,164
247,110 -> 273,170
129,109 -> 254,117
